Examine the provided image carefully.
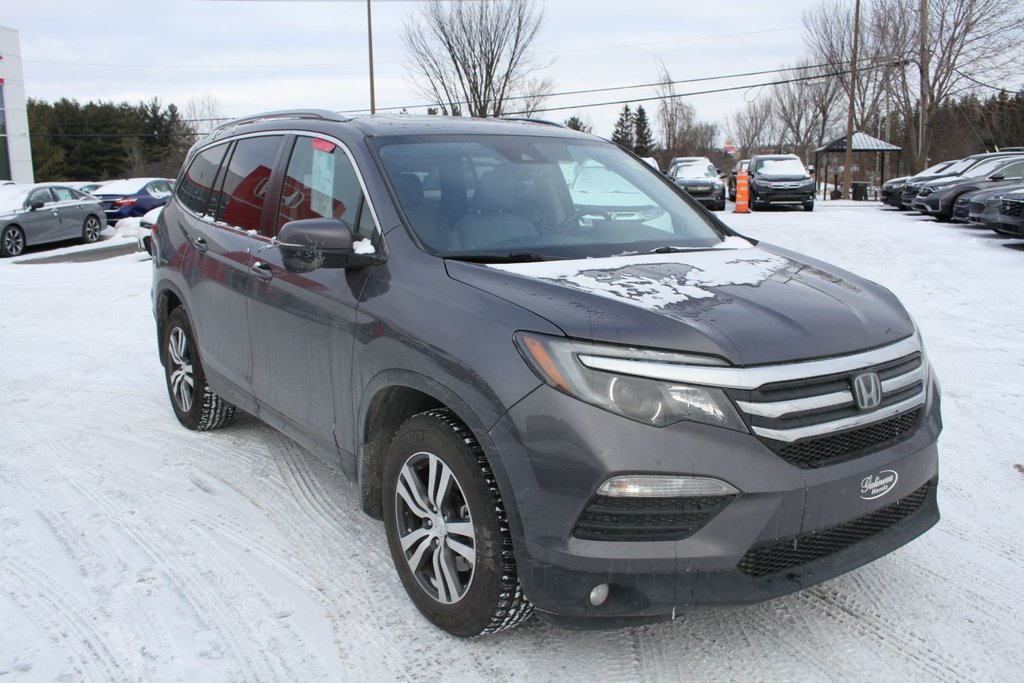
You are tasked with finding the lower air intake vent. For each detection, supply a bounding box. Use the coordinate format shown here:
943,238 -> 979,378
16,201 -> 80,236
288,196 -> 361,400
737,481 -> 932,578
573,495 -> 734,542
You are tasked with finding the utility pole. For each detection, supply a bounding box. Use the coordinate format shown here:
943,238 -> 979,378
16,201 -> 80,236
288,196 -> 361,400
842,0 -> 861,200
918,0 -> 929,171
367,0 -> 376,114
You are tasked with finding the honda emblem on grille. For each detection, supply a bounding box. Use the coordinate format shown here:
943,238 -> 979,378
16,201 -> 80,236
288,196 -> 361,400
852,371 -> 882,410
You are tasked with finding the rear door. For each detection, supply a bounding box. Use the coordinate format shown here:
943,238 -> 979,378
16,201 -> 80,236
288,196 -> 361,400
245,134 -> 378,464
174,134 -> 285,397
50,186 -> 87,240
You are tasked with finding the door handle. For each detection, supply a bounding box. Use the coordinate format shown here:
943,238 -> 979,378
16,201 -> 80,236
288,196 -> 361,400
191,235 -> 208,253
250,260 -> 274,281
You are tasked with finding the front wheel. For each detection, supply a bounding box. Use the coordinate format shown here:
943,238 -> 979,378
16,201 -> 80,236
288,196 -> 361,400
803,200 -> 815,212
383,409 -> 532,637
82,215 -> 102,243
1,225 -> 25,257
162,307 -> 235,430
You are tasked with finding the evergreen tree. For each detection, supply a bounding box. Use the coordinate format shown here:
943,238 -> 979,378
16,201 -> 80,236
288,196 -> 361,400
564,115 -> 592,133
633,105 -> 655,156
610,105 -> 634,149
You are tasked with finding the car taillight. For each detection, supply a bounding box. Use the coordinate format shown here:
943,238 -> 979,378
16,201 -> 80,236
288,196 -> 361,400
112,198 -> 138,207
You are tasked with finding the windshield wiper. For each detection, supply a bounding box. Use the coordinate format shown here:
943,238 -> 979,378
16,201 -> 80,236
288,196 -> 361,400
443,250 -> 555,264
649,245 -> 712,254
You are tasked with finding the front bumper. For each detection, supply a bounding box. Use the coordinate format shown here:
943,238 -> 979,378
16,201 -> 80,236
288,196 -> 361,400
751,186 -> 814,205
491,383 -> 941,627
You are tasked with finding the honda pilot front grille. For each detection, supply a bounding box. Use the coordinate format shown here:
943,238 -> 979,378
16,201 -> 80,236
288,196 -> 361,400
737,480 -> 933,578
573,495 -> 734,542
726,348 -> 927,467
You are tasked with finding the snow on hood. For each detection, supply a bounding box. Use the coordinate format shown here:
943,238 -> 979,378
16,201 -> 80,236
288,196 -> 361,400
489,239 -> 786,310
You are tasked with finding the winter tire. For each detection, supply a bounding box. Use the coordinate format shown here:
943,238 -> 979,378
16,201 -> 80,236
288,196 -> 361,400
162,307 -> 235,431
803,200 -> 815,212
82,215 -> 102,243
383,409 -> 532,637
1,225 -> 25,257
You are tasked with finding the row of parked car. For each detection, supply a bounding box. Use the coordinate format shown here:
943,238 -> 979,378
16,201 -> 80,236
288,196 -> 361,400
0,177 -> 174,257
879,149 -> 1024,237
663,154 -> 816,212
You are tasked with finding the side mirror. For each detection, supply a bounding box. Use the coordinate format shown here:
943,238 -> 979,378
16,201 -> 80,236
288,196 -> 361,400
278,218 -> 355,273
29,201 -> 44,211
989,174 -> 1005,181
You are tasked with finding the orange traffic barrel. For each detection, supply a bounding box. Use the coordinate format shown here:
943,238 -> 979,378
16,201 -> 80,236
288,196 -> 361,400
734,169 -> 750,213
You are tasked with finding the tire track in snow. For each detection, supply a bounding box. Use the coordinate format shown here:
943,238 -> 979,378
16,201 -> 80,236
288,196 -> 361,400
0,556 -> 131,682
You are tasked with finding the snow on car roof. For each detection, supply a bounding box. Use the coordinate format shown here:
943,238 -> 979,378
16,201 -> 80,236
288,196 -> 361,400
93,178 -> 163,195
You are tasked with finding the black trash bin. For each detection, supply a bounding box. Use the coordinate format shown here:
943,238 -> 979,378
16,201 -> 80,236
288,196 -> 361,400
852,182 -> 868,201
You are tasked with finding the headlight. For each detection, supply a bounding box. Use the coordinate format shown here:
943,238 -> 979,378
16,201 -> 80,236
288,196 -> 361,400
918,187 -> 933,197
514,332 -> 747,431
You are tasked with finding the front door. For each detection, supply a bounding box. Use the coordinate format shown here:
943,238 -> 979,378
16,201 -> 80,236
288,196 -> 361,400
246,135 -> 378,468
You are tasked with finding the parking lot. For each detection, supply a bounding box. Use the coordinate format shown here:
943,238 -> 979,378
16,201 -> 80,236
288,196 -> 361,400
1,200 -> 1022,681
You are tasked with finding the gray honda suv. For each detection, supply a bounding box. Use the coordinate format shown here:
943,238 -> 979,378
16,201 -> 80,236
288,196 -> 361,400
152,110 -> 941,637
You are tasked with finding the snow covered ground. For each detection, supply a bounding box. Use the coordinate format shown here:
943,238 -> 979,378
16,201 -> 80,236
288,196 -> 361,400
1,201 -> 1022,681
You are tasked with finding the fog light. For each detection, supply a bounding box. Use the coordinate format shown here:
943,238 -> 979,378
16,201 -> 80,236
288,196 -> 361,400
597,475 -> 739,498
589,583 -> 609,606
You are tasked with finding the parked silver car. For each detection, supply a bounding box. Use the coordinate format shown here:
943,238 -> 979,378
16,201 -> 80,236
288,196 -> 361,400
0,183 -> 106,257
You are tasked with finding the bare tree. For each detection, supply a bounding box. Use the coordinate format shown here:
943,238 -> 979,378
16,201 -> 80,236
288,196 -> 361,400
805,0 -> 1024,170
403,0 -> 546,117
513,77 -> 555,118
182,94 -> 227,140
655,61 -> 721,157
728,98 -> 776,157
771,60 -> 844,160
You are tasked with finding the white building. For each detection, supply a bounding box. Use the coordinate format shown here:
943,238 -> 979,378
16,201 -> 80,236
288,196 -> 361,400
0,25 -> 33,183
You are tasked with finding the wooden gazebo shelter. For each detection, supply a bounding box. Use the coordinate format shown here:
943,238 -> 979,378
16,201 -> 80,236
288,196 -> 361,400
814,132 -> 902,200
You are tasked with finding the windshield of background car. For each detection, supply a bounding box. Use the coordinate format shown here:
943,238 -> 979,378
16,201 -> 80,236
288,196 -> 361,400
915,160 -> 957,177
672,162 -> 717,179
756,158 -> 807,176
374,135 -> 728,259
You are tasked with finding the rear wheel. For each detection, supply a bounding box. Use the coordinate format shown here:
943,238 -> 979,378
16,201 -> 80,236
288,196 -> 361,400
162,307 -> 235,430
1,225 -> 25,257
82,215 -> 102,243
383,409 -> 532,637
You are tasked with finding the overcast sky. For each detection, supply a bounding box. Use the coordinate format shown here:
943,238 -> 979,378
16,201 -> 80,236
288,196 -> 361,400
3,0 -> 824,142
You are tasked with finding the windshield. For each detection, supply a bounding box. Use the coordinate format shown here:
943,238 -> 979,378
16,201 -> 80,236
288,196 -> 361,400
754,158 -> 807,176
941,158 -> 982,176
914,160 -> 956,178
375,135 -> 728,260
671,162 -> 717,180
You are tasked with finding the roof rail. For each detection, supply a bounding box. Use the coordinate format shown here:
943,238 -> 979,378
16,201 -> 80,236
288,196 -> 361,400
211,109 -> 352,136
494,116 -> 565,128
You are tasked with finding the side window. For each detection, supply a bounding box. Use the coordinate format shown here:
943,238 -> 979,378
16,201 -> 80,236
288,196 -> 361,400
176,143 -> 229,215
28,188 -> 54,205
218,136 -> 283,234
999,161 -> 1024,180
147,180 -> 172,198
52,187 -> 75,202
219,136 -> 284,235
276,136 -> 376,238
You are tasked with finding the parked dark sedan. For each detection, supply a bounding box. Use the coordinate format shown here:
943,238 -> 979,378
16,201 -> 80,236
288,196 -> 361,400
912,156 -> 1024,220
961,185 -> 1023,228
92,177 -> 174,225
901,153 -> 1024,209
0,183 -> 105,257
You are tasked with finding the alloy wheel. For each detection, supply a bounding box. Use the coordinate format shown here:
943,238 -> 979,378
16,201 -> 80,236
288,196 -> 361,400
84,217 -> 101,242
3,228 -> 24,256
394,451 -> 476,604
167,327 -> 195,412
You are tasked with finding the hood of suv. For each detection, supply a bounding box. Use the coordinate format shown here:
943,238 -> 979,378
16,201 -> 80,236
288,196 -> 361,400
445,243 -> 913,365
